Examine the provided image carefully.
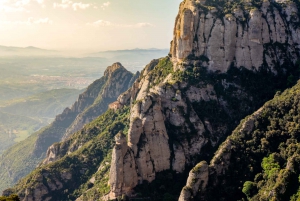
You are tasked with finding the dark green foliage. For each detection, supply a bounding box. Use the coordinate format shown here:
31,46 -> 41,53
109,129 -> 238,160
133,170 -> 188,201
201,81 -> 300,201
242,181 -> 257,199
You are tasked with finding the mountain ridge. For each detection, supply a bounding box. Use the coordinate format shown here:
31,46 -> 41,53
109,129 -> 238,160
3,0 -> 300,200
0,63 -> 138,193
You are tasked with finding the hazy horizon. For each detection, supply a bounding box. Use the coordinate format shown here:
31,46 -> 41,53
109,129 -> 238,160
0,0 -> 181,52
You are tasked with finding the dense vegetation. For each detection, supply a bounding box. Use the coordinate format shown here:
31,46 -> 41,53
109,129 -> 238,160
199,81 -> 300,201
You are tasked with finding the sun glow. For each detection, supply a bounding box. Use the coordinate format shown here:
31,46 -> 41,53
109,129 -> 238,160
0,0 -> 181,52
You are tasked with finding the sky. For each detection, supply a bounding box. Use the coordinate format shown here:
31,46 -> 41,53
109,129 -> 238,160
0,0 -> 182,52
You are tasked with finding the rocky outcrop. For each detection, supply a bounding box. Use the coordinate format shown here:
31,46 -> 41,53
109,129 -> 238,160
108,132 -> 138,199
35,63 -> 135,158
178,161 -> 209,201
171,0 -> 300,72
107,57 -> 228,198
62,63 -> 135,140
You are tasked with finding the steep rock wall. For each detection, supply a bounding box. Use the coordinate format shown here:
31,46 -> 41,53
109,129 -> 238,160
107,0 -> 300,198
171,0 -> 300,72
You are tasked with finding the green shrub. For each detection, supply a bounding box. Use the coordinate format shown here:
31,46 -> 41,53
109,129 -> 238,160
242,181 -> 257,199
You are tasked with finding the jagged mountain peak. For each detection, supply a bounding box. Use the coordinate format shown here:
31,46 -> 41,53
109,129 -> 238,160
104,62 -> 127,77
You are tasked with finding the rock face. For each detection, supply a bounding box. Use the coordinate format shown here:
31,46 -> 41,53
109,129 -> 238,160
178,161 -> 209,201
36,63 -> 134,158
108,132 -> 138,199
107,0 -> 300,198
108,60 -> 220,198
171,0 -> 300,72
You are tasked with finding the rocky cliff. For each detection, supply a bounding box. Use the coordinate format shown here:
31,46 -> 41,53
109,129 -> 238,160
3,0 -> 300,200
107,0 -> 300,198
0,63 -> 137,193
171,0 -> 300,73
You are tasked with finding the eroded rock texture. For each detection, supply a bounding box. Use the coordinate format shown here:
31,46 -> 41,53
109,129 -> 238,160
171,0 -> 300,72
108,0 -> 300,198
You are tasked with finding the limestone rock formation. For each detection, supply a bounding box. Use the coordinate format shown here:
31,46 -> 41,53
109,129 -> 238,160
107,56 -> 230,198
108,132 -> 138,199
171,0 -> 300,72
107,0 -> 300,198
178,109 -> 264,201
178,161 -> 209,201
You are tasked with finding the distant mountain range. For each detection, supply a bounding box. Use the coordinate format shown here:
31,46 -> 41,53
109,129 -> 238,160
0,46 -> 169,59
90,48 -> 169,58
0,46 -> 59,57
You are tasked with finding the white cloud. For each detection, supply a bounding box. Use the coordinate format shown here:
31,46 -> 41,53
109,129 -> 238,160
72,2 -> 89,11
135,23 -> 155,27
87,20 -> 154,28
0,17 -> 53,25
87,20 -> 111,27
53,0 -> 71,9
101,1 -> 110,10
53,0 -> 92,11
